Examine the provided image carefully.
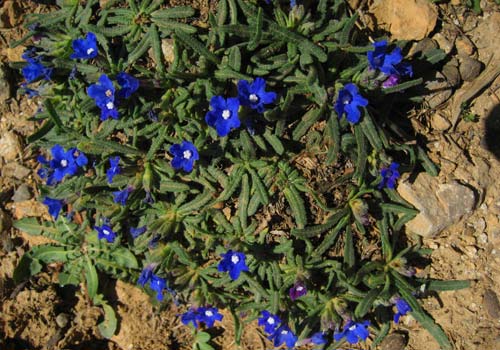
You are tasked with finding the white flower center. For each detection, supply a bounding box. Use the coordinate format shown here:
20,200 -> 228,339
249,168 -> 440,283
281,330 -> 288,335
205,310 -> 213,317
105,89 -> 113,97
249,94 -> 259,103
231,255 -> 240,264
106,101 -> 114,110
349,325 -> 357,331
103,229 -> 110,235
86,48 -> 95,55
222,109 -> 231,120
267,318 -> 275,325
296,286 -> 304,291
60,159 -> 68,167
183,150 -> 192,159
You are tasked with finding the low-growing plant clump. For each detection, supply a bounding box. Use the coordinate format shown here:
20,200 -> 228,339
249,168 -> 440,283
12,0 -> 469,349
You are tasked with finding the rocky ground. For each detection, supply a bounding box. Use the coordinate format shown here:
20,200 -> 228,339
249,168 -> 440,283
1,0 -> 500,349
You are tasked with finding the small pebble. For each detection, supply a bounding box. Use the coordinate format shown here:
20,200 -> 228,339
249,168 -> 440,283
483,289 -> 500,319
56,313 -> 70,328
380,332 -> 408,350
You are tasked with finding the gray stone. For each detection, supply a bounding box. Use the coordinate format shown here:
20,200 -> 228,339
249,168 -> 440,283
0,63 -> 11,102
11,184 -> 31,202
483,289 -> 500,319
425,79 -> 453,109
397,173 -> 476,237
0,132 -> 21,161
430,112 -> 451,131
56,313 -> 70,328
380,333 -> 408,350
459,56 -> 483,82
2,162 -> 31,180
0,208 -> 12,233
442,62 -> 461,88
411,37 -> 438,56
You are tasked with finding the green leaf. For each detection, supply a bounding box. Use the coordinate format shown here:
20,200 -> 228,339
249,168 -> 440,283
292,108 -> 322,141
31,245 -> 74,263
175,30 -> 220,64
343,225 -> 355,268
44,99 -> 64,130
84,255 -> 98,300
423,279 -> 471,291
417,146 -> 439,176
247,7 -> 263,51
98,301 -> 118,339
248,167 -> 269,206
325,112 -> 341,164
239,173 -> 250,228
284,186 -> 307,229
424,48 -> 447,64
111,248 -> 138,269
339,13 -> 358,45
354,287 -> 381,318
263,129 -> 284,155
382,78 -> 423,94
150,6 -> 195,19
78,138 -> 143,156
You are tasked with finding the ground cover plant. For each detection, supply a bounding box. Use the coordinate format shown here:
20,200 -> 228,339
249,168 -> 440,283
11,0 -> 470,349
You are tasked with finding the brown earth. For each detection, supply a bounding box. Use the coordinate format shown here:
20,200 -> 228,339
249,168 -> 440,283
1,1 -> 500,350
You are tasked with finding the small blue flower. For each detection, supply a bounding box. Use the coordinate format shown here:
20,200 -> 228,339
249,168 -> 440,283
196,307 -> 223,328
23,86 -> 40,98
70,32 -> 98,60
42,197 -> 63,220
87,74 -> 119,121
368,41 -> 413,79
269,325 -> 297,348
117,72 -> 139,99
138,266 -> 154,287
37,144 -> 88,185
368,41 -> 403,75
311,331 -> 327,345
394,298 -> 412,323
378,162 -> 400,189
22,61 -> 52,83
95,224 -> 117,243
218,250 -> 249,280
170,141 -> 199,173
334,83 -> 368,124
205,96 -> 241,137
106,156 -> 121,184
113,187 -> 131,206
181,309 -> 199,328
258,310 -> 282,334
150,274 -> 167,301
290,0 -> 297,7
334,320 -> 370,344
130,226 -> 147,239
237,77 -> 277,113
289,281 -> 307,301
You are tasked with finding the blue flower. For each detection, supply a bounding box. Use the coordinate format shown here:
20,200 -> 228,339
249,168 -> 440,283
117,72 -> 139,99
333,320 -> 370,344
258,310 -> 282,334
130,226 -> 147,239
289,281 -> 307,301
368,41 -> 402,75
70,32 -> 98,60
334,83 -> 368,124
393,298 -> 412,323
95,224 -> 117,243
290,0 -> 297,7
42,197 -> 63,220
196,307 -> 223,328
113,188 -> 131,206
269,325 -> 297,348
378,162 -> 400,189
22,61 -> 52,83
205,96 -> 241,137
311,331 -> 327,345
150,274 -> 167,301
368,41 -> 413,79
87,74 -> 119,121
170,141 -> 199,172
181,309 -> 199,328
237,77 -> 277,113
37,144 -> 88,185
138,266 -> 154,287
218,250 -> 249,280
106,156 -> 121,184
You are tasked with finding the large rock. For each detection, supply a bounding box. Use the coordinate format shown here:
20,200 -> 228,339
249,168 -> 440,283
397,173 -> 476,237
370,0 -> 438,41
